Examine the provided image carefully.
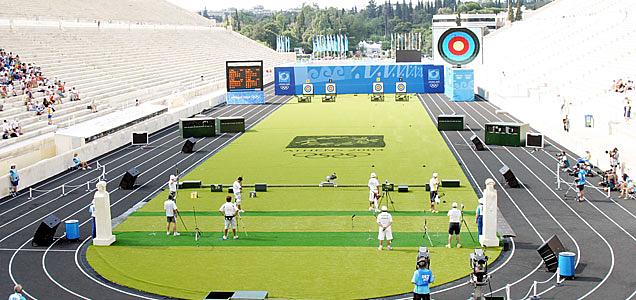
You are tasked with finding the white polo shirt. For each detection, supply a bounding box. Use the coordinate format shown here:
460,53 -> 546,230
429,177 -> 439,192
219,202 -> 238,217
164,200 -> 177,217
168,180 -> 177,193
233,180 -> 242,195
447,208 -> 461,223
368,177 -> 379,192
377,211 -> 392,228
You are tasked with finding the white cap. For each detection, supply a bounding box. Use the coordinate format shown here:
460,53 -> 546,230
433,173 -> 438,178
381,205 -> 388,211
452,202 -> 458,208
170,175 -> 176,180
478,198 -> 484,204
370,172 -> 377,178
10,163 -> 16,167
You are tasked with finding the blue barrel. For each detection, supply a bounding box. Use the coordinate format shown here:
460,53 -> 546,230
65,220 -> 80,240
558,252 -> 576,277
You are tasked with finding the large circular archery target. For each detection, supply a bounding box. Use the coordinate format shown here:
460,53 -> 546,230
438,28 -> 480,65
304,84 -> 313,93
396,82 -> 406,92
326,83 -> 336,93
373,83 -> 383,92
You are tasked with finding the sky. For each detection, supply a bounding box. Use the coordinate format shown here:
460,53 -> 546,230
165,0 -> 373,12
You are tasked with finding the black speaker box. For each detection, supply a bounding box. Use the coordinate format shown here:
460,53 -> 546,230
537,234 -> 566,272
441,179 -> 460,187
182,138 -> 197,153
499,165 -> 519,188
32,215 -> 61,246
179,180 -> 202,189
255,183 -> 267,192
471,134 -> 485,151
210,184 -> 223,192
120,167 -> 140,190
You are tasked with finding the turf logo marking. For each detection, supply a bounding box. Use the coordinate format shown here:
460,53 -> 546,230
287,135 -> 385,148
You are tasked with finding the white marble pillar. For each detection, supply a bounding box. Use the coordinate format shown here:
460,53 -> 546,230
92,181 -> 116,246
480,178 -> 499,247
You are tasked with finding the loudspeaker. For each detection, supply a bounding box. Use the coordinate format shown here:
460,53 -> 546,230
179,180 -> 202,189
471,135 -> 485,151
425,183 -> 430,191
32,215 -> 61,246
499,165 -> 519,188
119,167 -> 140,190
228,188 -> 234,194
398,185 -> 409,193
210,184 -> 223,192
441,179 -> 460,187
537,235 -> 566,272
255,183 -> 267,192
182,138 -> 197,153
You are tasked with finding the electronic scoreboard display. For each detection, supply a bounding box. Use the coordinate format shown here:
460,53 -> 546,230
226,60 -> 264,92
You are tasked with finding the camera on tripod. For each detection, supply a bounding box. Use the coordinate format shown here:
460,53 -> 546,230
469,249 -> 489,286
382,180 -> 394,192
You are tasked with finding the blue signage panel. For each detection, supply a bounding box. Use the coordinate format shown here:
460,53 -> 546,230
227,90 -> 265,105
274,67 -> 295,95
444,67 -> 474,102
424,65 -> 445,93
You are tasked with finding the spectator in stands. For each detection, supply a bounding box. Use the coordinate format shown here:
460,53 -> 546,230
8,284 -> 26,300
69,87 -> 80,101
135,99 -> 139,106
560,98 -> 570,132
72,153 -> 91,170
35,103 -> 44,115
47,104 -> 55,125
9,163 -> 19,197
619,174 -> 633,199
10,119 -> 21,136
600,169 -> 618,192
91,99 -> 97,113
624,97 -> 632,121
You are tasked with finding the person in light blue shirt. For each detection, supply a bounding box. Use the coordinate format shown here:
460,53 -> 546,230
576,168 -> 587,202
72,153 -> 91,170
476,198 -> 484,236
411,261 -> 434,300
8,164 -> 19,197
8,284 -> 26,300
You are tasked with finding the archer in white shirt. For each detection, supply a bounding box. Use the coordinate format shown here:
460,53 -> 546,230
233,176 -> 244,213
219,195 -> 239,240
368,172 -> 380,212
446,202 -> 462,248
376,205 -> 393,250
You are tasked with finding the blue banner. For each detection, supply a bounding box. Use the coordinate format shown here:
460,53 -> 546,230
423,65 -> 444,93
227,90 -> 265,104
274,67 -> 295,95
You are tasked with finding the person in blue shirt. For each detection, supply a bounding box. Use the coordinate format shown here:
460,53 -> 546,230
72,153 -> 91,170
411,259 -> 434,300
576,168 -> 587,202
8,284 -> 26,300
476,198 -> 484,236
8,164 -> 19,197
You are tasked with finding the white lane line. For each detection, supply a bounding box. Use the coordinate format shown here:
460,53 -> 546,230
456,99 -> 614,300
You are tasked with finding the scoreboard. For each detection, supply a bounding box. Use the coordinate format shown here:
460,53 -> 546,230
226,60 -> 264,92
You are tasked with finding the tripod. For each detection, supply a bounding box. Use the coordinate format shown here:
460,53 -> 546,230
460,206 -> 476,244
378,189 -> 396,211
422,219 -> 434,247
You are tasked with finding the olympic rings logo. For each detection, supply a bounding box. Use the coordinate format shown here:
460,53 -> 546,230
292,151 -> 371,159
430,83 -> 439,88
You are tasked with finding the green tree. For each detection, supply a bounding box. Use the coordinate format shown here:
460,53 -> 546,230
515,0 -> 523,21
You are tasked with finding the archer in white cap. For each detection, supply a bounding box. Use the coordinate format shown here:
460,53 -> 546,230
167,174 -> 178,200
446,202 -> 462,248
429,172 -> 440,213
368,172 -> 380,212
376,205 -> 393,250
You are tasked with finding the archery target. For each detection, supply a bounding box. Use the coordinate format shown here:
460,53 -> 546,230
395,82 -> 407,93
325,83 -> 336,94
302,83 -> 314,95
373,82 -> 384,94
438,28 -> 480,65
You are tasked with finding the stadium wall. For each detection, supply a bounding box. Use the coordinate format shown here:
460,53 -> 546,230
274,63 -> 445,95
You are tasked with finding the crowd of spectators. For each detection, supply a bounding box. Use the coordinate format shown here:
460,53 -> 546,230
0,48 -> 85,139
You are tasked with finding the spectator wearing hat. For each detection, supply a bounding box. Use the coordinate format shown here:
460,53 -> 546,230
429,172 -> 440,213
9,163 -> 19,197
447,202 -> 461,248
8,284 -> 26,300
376,205 -> 393,250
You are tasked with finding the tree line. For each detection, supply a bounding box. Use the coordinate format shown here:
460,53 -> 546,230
200,0 -> 550,56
